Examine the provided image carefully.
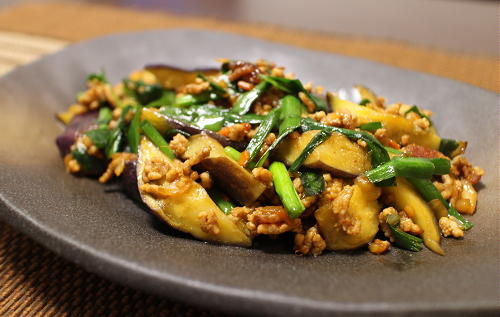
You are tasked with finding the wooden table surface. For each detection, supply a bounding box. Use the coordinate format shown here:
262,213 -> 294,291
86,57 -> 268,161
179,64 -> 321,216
1,0 -> 498,56
0,2 -> 498,316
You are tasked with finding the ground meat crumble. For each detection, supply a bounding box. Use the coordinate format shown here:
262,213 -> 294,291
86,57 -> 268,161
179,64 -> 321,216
318,174 -> 344,205
378,206 -> 423,240
368,239 -> 390,254
398,207 -> 424,235
230,206 -> 302,236
325,185 -> 360,235
450,155 -> 484,185
308,110 -> 358,129
219,123 -> 252,142
294,226 -> 327,256
198,210 -> 220,235
228,60 -> 261,84
252,167 -> 273,188
169,133 -> 189,157
439,216 -> 464,238
99,152 -> 137,183
139,148 -> 210,199
434,175 -> 478,214
199,171 -> 213,189
378,207 -> 397,242
178,79 -> 210,95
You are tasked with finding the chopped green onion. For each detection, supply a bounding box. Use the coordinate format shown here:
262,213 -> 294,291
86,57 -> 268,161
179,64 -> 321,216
141,120 -> 175,160
306,93 -> 328,112
221,61 -> 231,73
428,158 -> 451,175
197,73 -> 227,96
384,146 -> 403,155
279,95 -> 303,125
96,107 -> 112,128
392,157 -> 435,178
365,162 -> 396,183
261,75 -> 327,111
359,98 -> 370,106
224,146 -> 241,162
405,177 -> 473,230
224,112 -> 265,124
84,129 -> 111,149
123,79 -> 164,105
439,138 -> 466,157
365,157 -> 448,183
231,81 -> 269,115
386,214 -> 400,227
163,129 -> 190,140
105,128 -> 123,158
261,75 -> 298,93
127,105 -> 142,154
385,214 -> 423,251
87,71 -> 107,83
390,225 -> 423,252
301,118 -> 390,168
71,147 -> 106,174
300,171 -> 325,196
405,105 -> 432,126
244,108 -> 280,165
174,92 -> 212,106
256,95 -> 302,167
359,121 -> 382,132
145,90 -> 175,108
207,188 -> 236,215
105,105 -> 132,158
269,161 -> 305,218
289,130 -> 331,172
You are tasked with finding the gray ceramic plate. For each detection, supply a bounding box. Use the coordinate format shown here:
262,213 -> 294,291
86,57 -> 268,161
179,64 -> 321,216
0,30 -> 498,316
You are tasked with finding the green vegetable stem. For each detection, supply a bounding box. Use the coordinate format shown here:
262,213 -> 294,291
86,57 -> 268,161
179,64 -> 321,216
269,161 -> 305,218
231,81 -> 269,115
256,95 -> 302,167
207,188 -> 236,215
244,108 -> 280,165
141,120 -> 176,160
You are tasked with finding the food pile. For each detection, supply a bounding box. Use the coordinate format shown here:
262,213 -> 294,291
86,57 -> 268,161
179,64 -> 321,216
56,59 -> 484,256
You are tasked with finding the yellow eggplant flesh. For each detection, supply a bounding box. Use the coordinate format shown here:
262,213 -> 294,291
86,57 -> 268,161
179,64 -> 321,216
354,85 -> 379,104
275,130 -> 371,178
145,65 -> 219,90
384,177 -> 444,255
184,134 -> 266,205
328,93 -> 441,149
315,177 -> 381,250
141,108 -> 171,134
138,138 -> 251,246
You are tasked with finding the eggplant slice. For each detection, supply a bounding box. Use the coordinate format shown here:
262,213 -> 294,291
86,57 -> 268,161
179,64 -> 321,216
141,108 -> 246,150
275,130 -> 372,178
137,137 -> 251,246
55,111 -> 98,157
145,64 -> 219,90
328,92 -> 441,149
183,134 -> 267,205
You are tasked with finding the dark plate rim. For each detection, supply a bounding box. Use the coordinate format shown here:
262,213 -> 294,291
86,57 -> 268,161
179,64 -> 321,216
0,29 -> 498,316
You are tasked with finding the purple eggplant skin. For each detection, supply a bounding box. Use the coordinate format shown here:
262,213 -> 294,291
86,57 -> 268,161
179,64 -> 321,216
55,111 -> 98,157
121,160 -> 141,203
145,64 -> 219,74
144,64 -> 219,90
164,116 -> 247,151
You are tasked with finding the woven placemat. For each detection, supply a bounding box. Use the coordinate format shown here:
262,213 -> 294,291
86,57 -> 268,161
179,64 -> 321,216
0,222 -> 220,317
0,2 -> 498,316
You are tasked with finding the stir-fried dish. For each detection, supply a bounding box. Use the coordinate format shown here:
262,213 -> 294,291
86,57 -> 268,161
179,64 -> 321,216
56,59 -> 484,256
